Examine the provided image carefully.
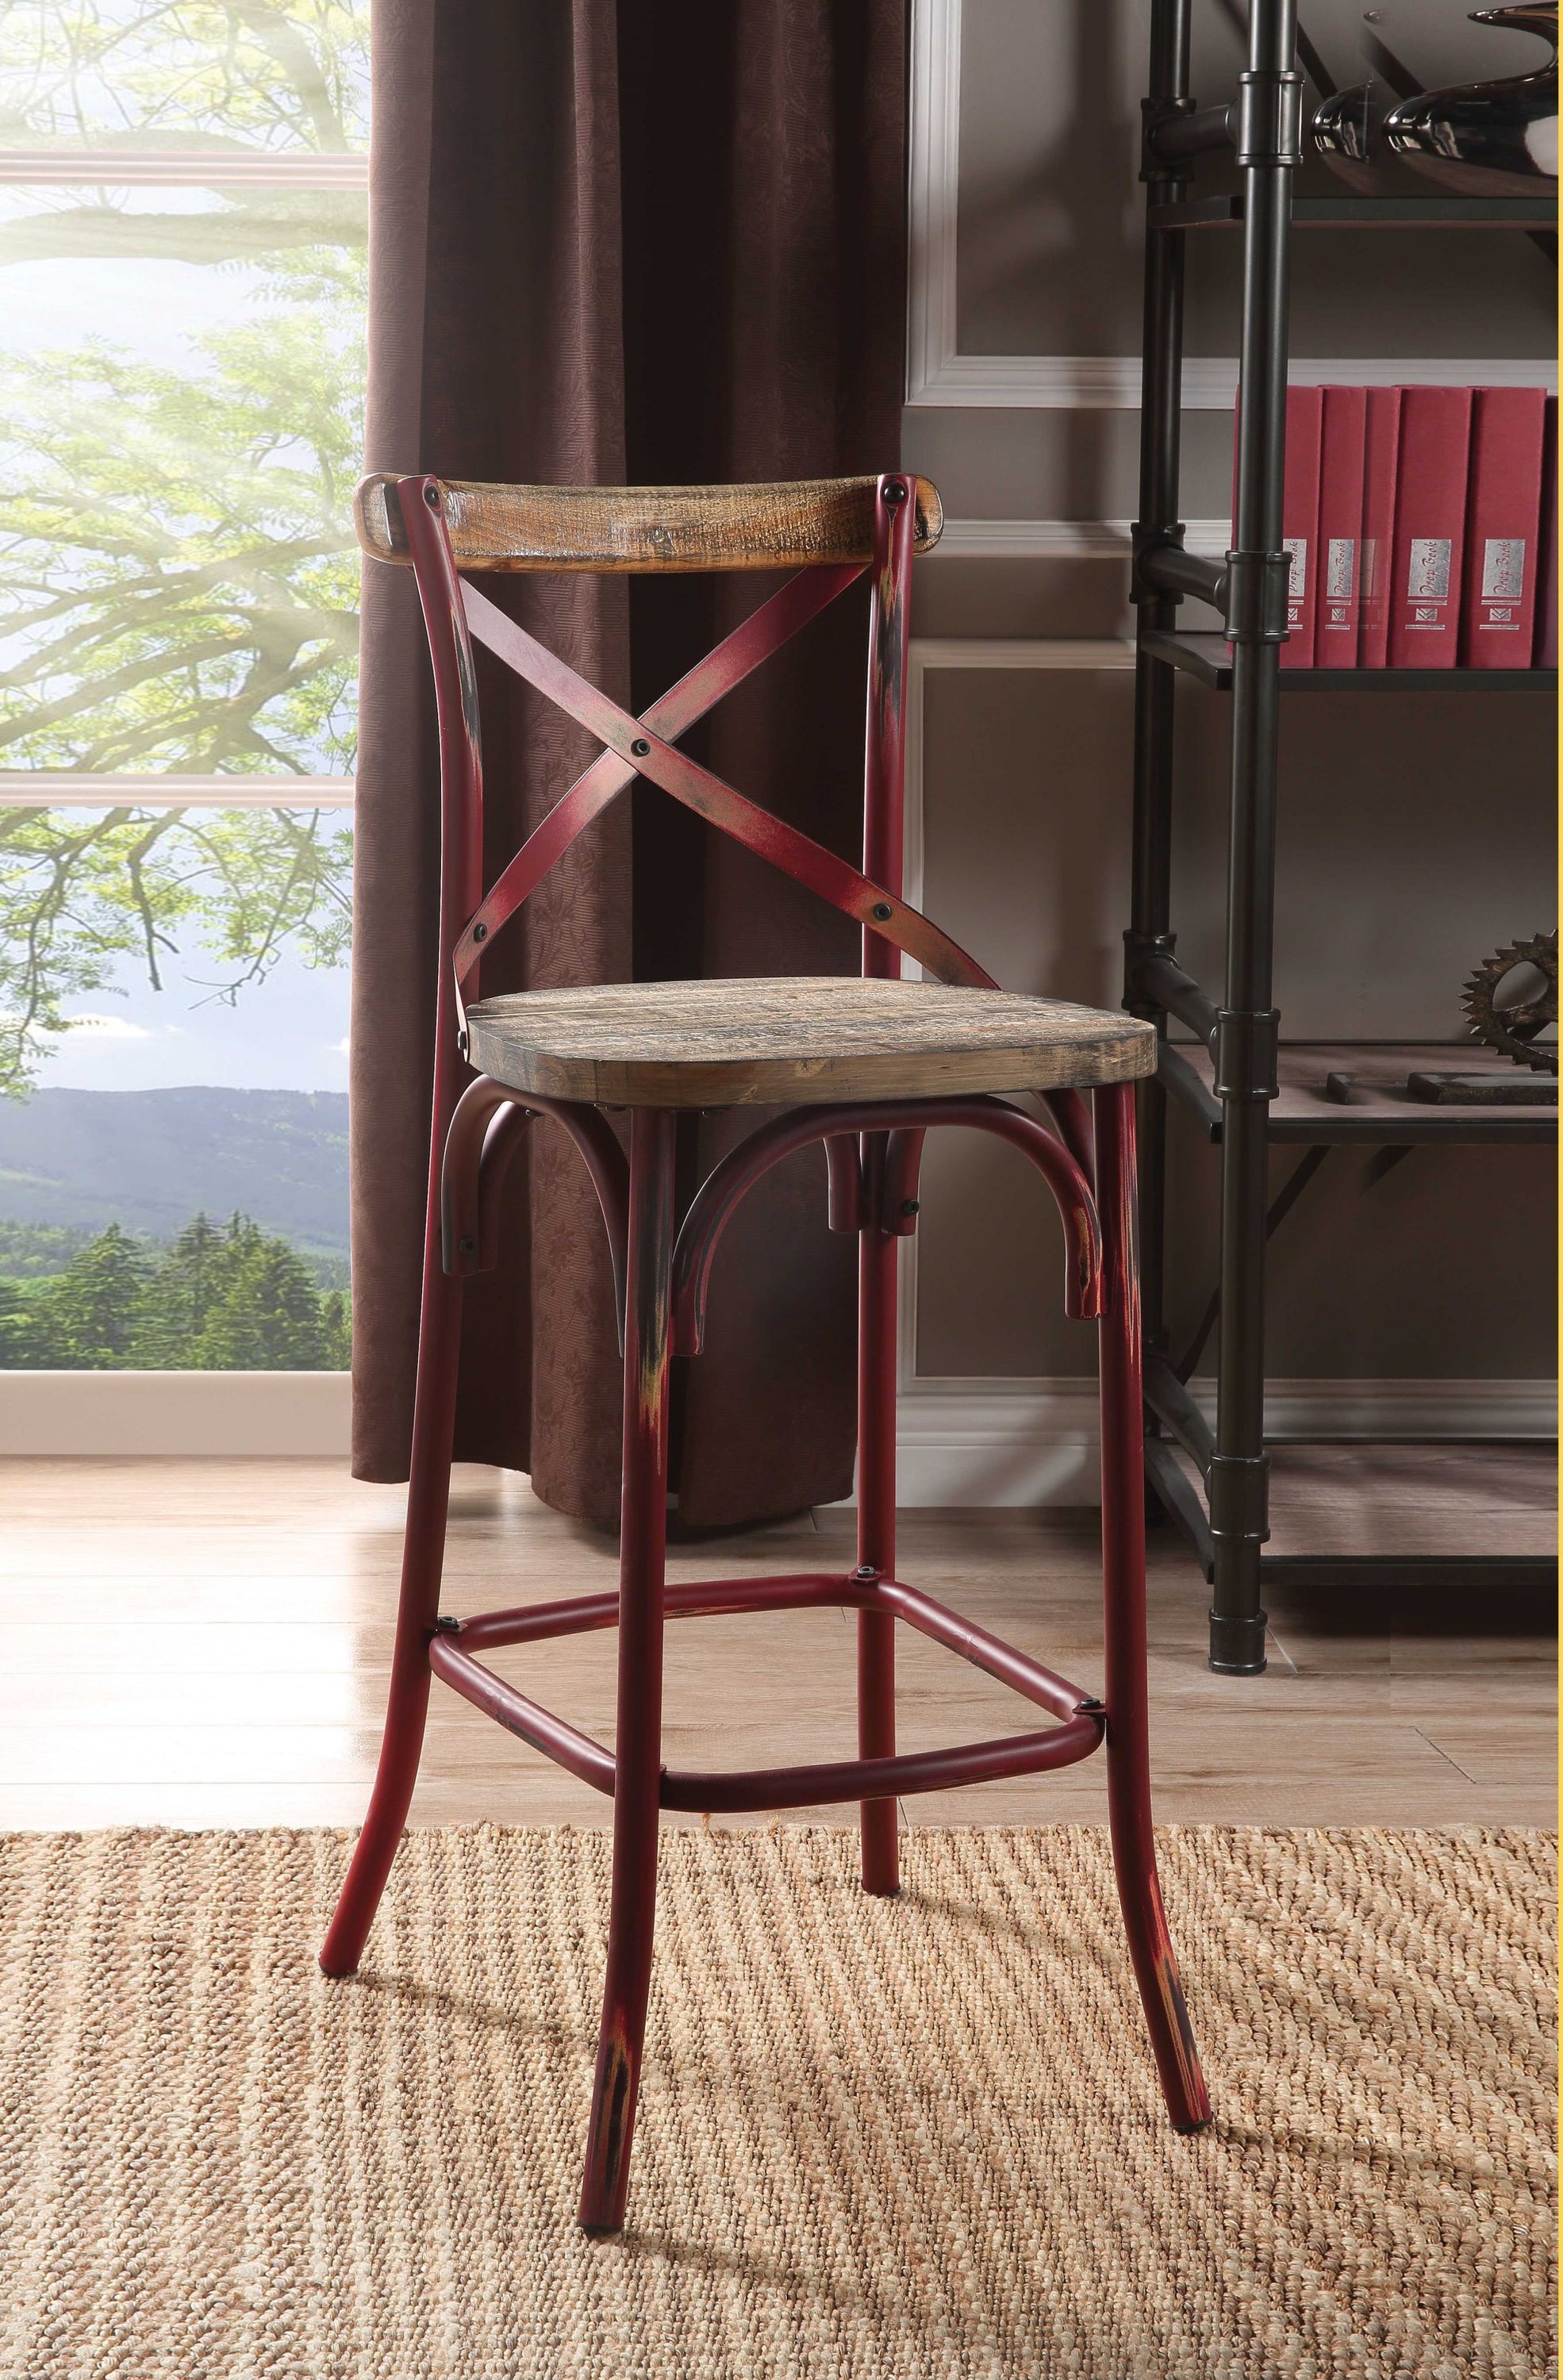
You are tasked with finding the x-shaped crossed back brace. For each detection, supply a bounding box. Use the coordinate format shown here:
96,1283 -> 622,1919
396,472 -> 998,1036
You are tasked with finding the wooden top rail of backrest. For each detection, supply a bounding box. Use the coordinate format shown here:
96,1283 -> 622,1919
355,472 -> 943,573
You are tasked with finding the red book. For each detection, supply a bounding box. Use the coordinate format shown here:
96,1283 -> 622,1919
1359,387 -> 1402,668
1537,395 -> 1557,668
1388,386 -> 1473,668
1315,386 -> 1368,668
1460,386 -> 1547,667
1280,384 -> 1323,668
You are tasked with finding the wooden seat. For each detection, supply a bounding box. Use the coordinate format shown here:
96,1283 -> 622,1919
466,977 -> 1156,1107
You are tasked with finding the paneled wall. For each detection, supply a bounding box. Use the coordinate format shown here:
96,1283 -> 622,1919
897,0 -> 1557,1490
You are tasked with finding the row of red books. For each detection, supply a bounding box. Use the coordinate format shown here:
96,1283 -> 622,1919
1236,385 -> 1557,670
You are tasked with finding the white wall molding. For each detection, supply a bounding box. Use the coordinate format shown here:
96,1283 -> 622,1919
881,1378 -> 1557,1507
902,634 -> 1135,991
912,354 -> 1558,413
899,617 -> 1135,1436
0,1371 -> 351,1457
891,1382 -> 1101,1506
0,1368 -> 1546,1480
908,636 -> 1135,675
907,0 -> 1557,409
934,518 -> 1231,560
896,633 -> 1555,1502
0,773 -> 354,808
1232,1378 -> 1559,1441
899,634 -> 1129,1408
906,0 -> 966,412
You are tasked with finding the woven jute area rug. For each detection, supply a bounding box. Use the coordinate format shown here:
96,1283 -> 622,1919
0,1826 -> 1553,2380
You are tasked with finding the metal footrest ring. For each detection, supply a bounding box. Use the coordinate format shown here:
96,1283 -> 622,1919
426,1570 -> 1105,1817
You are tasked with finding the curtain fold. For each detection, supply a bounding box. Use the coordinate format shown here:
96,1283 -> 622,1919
351,0 -> 907,1526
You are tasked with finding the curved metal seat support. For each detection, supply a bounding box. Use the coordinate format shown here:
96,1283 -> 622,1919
1039,1085 -> 1096,1180
879,1092 -> 1094,1232
672,1092 -> 1104,1351
824,1131 -> 864,1230
440,1073 -> 630,1340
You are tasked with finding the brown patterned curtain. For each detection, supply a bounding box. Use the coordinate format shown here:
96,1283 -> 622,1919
350,0 -> 908,1526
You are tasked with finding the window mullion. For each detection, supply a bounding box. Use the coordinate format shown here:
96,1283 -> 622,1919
0,150 -> 366,187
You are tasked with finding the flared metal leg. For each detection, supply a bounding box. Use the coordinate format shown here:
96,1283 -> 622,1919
578,1108 -> 678,2235
320,1237 -> 463,1978
855,1156 -> 900,1896
1093,1083 -> 1212,2132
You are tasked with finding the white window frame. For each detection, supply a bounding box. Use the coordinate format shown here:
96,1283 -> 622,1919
0,140 -> 367,1441
0,150 -> 365,186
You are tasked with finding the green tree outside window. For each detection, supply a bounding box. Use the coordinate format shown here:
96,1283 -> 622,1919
9,1211 -> 351,1369
0,0 -> 366,1099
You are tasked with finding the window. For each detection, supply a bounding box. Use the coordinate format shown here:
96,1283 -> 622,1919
0,2 -> 366,1371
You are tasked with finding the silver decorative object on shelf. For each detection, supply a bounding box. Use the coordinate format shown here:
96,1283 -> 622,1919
1462,931 -> 1559,1072
1384,2 -> 1558,193
1311,10 -> 1430,190
1312,83 -> 1384,185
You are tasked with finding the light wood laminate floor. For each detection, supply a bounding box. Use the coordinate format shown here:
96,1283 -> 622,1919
1,1458 -> 1553,1831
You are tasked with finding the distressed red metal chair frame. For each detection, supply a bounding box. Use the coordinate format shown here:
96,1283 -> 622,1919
321,469 -> 1211,2235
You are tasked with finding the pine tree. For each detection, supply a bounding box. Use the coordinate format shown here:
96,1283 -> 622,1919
319,1288 -> 352,1370
0,1277 -> 28,1365
192,1230 -> 328,1370
0,1211 -> 348,1372
21,1225 -> 153,1368
129,1211 -> 237,1366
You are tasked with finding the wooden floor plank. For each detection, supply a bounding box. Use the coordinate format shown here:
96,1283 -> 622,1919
1411,1716 -> 1559,1791
0,1458 -> 1553,1831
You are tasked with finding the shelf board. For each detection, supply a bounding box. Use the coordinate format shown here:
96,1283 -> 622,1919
1149,192 -> 1558,231
1160,1039 -> 1557,1146
1140,628 -> 1556,693
1150,1439 -> 1557,1589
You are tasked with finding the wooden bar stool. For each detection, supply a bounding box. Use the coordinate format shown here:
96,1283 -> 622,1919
321,470 -> 1211,2234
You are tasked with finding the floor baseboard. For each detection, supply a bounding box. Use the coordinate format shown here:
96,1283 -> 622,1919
881,1377 -> 1558,1507
0,1372 -> 1551,1494
0,1371 -> 354,1458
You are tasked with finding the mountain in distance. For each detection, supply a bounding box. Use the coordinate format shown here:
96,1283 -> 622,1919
0,1087 -> 349,1256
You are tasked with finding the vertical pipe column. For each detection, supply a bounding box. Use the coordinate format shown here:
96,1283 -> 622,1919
578,1107 -> 678,2234
855,474 -> 917,1894
1210,0 -> 1298,1674
1128,0 -> 1192,1365
1095,1085 -> 1211,2131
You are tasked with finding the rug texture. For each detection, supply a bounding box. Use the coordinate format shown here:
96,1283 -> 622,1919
0,1825 -> 1553,2380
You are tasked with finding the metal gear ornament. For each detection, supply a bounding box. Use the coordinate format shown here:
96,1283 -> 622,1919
1461,931 -> 1558,1072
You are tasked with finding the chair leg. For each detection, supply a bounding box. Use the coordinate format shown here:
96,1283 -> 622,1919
855,1177 -> 900,1895
578,1108 -> 677,2235
1093,1084 -> 1212,2132
318,1237 -> 463,1980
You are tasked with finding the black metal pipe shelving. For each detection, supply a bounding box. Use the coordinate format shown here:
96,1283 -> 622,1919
1128,0 -> 1558,1673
